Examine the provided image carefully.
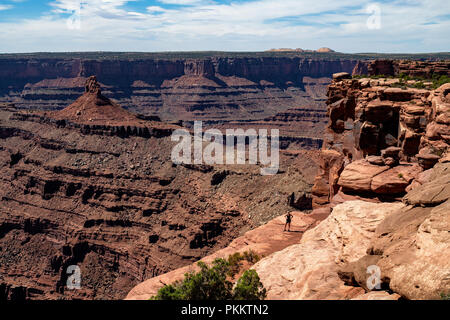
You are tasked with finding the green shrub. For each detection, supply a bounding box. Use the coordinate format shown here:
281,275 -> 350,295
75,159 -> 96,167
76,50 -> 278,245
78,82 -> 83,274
227,252 -> 244,277
412,81 -> 425,89
151,283 -> 185,300
151,258 -> 266,300
233,270 -> 267,300
226,250 -> 262,277
243,250 -> 261,264
431,75 -> 450,89
440,293 -> 450,300
353,73 -> 450,90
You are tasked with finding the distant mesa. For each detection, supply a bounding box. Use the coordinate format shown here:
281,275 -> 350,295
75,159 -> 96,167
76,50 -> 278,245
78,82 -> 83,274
316,47 -> 335,53
52,76 -> 139,125
267,47 -> 335,53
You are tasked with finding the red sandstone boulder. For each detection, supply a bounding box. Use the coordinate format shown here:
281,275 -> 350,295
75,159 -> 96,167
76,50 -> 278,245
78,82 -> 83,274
332,72 -> 351,81
338,160 -> 389,192
381,146 -> 402,166
417,153 -> 440,169
371,164 -> 422,194
312,149 -> 345,207
366,155 -> 384,166
426,122 -> 450,140
365,100 -> 394,122
359,121 -> 380,153
404,104 -> 426,115
383,87 -> 414,101
381,146 -> 402,158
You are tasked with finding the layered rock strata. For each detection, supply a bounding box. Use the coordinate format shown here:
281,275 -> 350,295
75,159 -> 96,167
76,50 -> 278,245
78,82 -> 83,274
0,96 -> 318,300
312,65 -> 450,206
126,60 -> 450,301
0,57 -> 358,123
353,59 -> 450,78
247,63 -> 450,300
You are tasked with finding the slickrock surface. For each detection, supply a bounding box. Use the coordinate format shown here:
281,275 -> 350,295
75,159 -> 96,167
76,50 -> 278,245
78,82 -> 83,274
251,201 -> 404,300
126,209 -> 329,300
351,291 -> 401,300
337,160 -> 390,192
367,162 -> 450,299
252,162 -> 449,300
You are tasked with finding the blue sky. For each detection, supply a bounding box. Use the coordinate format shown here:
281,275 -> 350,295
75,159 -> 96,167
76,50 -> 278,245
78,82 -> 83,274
0,0 -> 449,53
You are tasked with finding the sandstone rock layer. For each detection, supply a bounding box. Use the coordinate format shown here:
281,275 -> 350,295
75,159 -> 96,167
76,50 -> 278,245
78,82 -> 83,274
252,200 -> 404,300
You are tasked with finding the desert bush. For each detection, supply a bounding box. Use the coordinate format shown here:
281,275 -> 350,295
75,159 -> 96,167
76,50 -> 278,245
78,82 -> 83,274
152,258 -> 266,300
243,250 -> 261,264
440,292 -> 450,300
227,250 -> 262,277
233,270 -> 267,300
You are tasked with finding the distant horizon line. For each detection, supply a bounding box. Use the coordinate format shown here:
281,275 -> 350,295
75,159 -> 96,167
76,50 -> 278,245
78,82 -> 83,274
1,50 -> 450,55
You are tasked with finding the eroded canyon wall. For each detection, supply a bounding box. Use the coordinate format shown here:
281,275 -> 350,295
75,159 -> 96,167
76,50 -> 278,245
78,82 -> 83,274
0,57 -> 358,122
248,62 -> 450,300
0,99 -> 318,300
312,61 -> 450,207
126,61 -> 450,300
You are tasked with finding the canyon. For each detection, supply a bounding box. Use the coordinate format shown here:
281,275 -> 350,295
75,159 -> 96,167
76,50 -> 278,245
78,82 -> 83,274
0,76 -> 318,299
0,54 -> 449,300
0,54 -> 364,152
0,56 -> 358,121
127,59 -> 450,300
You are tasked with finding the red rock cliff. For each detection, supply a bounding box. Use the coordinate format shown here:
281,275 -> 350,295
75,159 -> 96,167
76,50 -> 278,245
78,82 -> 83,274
0,57 -> 359,121
312,61 -> 450,207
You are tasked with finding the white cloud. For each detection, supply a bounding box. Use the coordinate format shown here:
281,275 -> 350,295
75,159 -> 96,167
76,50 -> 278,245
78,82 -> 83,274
157,0 -> 207,4
146,6 -> 167,13
0,5 -> 13,11
0,0 -> 449,53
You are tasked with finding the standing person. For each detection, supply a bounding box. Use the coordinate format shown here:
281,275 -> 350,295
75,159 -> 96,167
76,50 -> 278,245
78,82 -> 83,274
284,212 -> 293,232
